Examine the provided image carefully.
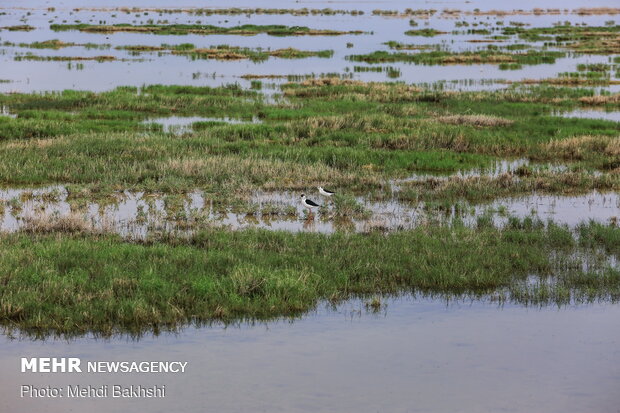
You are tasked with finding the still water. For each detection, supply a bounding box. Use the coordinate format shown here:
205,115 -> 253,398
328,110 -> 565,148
1,1 -> 620,411
0,298 -> 619,413
1,0 -> 619,92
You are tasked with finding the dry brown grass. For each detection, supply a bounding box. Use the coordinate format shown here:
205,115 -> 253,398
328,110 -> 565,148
574,7 -> 620,15
604,137 -> 620,156
285,79 -> 423,103
578,94 -> 620,105
437,114 -> 514,127
292,113 -> 404,134
544,135 -> 620,160
4,138 -> 59,149
161,155 -> 374,191
22,212 -> 98,234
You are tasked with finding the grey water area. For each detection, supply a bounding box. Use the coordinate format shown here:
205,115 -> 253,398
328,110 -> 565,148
1,0 -> 620,93
0,105 -> 17,118
552,108 -> 620,123
1,176 -> 618,236
1,297 -> 619,413
143,115 -> 262,134
1,1 -> 620,410
392,158 -> 533,185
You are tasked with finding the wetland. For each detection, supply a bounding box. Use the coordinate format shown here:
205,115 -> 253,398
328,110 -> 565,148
0,1 -> 619,411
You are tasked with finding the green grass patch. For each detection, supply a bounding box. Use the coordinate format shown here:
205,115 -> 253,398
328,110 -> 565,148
1,82 -> 619,195
346,50 -> 565,65
1,219 -> 619,336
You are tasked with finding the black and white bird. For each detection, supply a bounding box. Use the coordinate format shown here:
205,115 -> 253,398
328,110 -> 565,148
317,186 -> 335,197
300,194 -> 320,213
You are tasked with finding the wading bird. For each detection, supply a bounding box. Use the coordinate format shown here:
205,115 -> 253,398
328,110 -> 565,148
300,194 -> 320,215
317,186 -> 335,197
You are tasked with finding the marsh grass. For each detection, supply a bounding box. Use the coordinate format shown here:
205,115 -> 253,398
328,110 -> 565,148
50,23 -> 364,36
0,25 -> 35,31
1,219 -> 618,336
9,39 -> 111,50
68,7 -> 364,16
346,50 -> 565,65
501,24 -> 620,54
332,194 -> 371,218
171,46 -> 333,62
397,170 -> 619,203
21,212 -> 103,234
14,55 -> 116,62
436,114 -> 514,127
404,29 -> 447,37
0,83 -> 618,196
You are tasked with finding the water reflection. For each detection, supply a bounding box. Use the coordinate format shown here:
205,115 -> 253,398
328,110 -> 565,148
552,108 -> 620,122
1,297 -> 619,412
1,182 -> 618,236
1,0 -> 620,92
143,115 -> 262,134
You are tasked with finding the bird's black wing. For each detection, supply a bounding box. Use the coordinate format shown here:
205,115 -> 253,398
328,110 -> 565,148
305,199 -> 320,207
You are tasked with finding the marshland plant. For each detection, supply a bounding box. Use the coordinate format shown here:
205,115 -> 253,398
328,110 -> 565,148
0,79 -> 619,336
1,219 -> 619,336
49,23 -> 364,36
1,4 -> 620,337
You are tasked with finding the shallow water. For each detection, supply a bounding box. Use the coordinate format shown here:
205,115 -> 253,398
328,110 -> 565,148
2,2 -> 620,411
486,191 -> 620,227
553,108 -> 620,122
1,183 -> 617,235
1,297 -> 619,413
1,0 -> 619,92
0,105 -> 17,118
143,115 -> 262,134
392,159 -> 532,185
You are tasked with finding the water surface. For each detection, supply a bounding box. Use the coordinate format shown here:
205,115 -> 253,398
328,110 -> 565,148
1,297 -> 619,413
